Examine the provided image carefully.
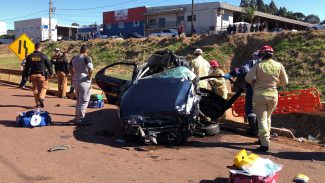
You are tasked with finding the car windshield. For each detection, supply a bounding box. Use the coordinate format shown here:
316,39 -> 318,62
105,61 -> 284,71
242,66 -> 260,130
162,30 -> 171,33
143,66 -> 196,81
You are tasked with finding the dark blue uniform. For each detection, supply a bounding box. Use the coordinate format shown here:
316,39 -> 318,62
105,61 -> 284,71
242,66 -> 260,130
229,59 -> 260,135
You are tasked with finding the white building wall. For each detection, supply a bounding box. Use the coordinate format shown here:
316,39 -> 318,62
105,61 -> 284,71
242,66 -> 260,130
0,21 -> 7,36
146,2 -> 234,34
14,18 -> 57,42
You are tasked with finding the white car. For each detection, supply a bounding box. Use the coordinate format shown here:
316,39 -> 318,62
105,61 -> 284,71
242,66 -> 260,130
148,29 -> 178,37
307,20 -> 325,30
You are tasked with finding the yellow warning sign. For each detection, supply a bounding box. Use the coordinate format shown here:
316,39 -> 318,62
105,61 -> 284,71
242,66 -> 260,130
8,33 -> 35,61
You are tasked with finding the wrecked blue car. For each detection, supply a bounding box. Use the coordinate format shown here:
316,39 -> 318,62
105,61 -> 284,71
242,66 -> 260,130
96,50 -> 243,144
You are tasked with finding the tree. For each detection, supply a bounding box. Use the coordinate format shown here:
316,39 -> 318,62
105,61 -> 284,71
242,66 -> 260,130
293,12 -> 306,21
268,0 -> 277,15
240,0 -> 249,7
71,23 -> 79,26
286,11 -> 297,20
276,7 -> 288,17
256,0 -> 266,12
304,14 -> 320,24
249,0 -> 257,8
245,6 -> 256,24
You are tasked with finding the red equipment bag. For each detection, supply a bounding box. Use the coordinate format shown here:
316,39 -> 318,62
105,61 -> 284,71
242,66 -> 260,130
229,171 -> 280,183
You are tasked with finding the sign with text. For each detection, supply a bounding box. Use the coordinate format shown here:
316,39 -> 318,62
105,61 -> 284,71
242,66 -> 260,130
115,9 -> 128,21
8,33 -> 34,61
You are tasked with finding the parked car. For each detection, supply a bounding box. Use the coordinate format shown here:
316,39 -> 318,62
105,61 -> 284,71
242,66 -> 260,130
307,20 -> 325,30
108,36 -> 124,40
95,50 -> 244,145
124,33 -> 144,39
148,29 -> 178,37
271,28 -> 285,33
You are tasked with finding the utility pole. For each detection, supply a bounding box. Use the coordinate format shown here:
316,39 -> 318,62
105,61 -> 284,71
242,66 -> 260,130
191,0 -> 195,34
49,0 -> 53,41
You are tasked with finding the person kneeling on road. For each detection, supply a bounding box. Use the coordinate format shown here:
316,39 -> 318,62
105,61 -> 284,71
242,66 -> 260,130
223,50 -> 261,136
69,45 -> 94,125
23,43 -> 53,108
245,45 -> 288,152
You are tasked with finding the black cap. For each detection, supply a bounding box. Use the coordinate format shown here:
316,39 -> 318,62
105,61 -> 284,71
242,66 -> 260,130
80,45 -> 89,53
35,42 -> 42,50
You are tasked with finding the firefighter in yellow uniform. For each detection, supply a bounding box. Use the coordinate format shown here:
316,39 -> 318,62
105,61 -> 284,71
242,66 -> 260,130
209,60 -> 228,99
191,48 -> 210,89
245,45 -> 288,152
23,43 -> 53,108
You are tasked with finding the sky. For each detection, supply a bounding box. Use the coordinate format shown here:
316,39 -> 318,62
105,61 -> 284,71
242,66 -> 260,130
1,0 -> 324,29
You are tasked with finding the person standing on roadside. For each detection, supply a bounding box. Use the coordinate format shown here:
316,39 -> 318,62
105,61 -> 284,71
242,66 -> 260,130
177,24 -> 184,37
23,43 -> 53,108
245,45 -> 288,152
69,45 -> 94,125
51,49 -> 69,99
191,48 -> 210,89
18,59 -> 27,89
224,50 -> 261,136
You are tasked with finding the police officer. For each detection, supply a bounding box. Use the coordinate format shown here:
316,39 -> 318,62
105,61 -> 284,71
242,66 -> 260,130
69,45 -> 94,125
51,48 -> 69,98
209,60 -> 228,99
245,45 -> 288,152
191,48 -> 210,89
224,50 -> 261,136
23,43 -> 53,108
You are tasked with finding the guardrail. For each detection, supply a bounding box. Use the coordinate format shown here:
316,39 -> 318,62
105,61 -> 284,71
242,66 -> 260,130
0,68 -> 101,97
0,68 -> 97,85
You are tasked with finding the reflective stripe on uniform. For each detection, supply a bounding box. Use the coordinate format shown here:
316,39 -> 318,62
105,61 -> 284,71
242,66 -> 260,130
259,59 -> 281,75
255,89 -> 278,96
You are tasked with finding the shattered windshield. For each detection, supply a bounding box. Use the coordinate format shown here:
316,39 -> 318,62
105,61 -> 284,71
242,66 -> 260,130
143,66 -> 196,80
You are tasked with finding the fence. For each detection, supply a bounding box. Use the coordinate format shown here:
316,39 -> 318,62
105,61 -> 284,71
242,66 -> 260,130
0,68 -> 100,97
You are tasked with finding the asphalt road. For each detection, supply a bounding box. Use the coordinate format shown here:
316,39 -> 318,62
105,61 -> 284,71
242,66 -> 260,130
0,83 -> 324,183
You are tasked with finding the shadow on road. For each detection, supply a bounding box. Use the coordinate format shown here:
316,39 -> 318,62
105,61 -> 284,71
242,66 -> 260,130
73,108 -> 136,149
0,104 -> 33,110
72,109 -> 325,162
0,154 -> 52,181
200,177 -> 228,183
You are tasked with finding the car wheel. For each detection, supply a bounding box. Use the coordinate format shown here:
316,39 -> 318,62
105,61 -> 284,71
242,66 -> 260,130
202,123 -> 220,136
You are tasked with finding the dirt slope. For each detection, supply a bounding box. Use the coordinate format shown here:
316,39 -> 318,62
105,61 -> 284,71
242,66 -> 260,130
41,31 -> 325,99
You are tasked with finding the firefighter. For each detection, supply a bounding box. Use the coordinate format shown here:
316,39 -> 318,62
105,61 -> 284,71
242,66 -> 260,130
51,49 -> 69,98
69,45 -> 94,125
191,48 -> 210,89
23,43 -> 53,108
209,60 -> 228,99
224,50 -> 261,136
245,45 -> 288,152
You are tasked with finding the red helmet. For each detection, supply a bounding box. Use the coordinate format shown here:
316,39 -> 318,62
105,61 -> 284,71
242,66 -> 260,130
259,45 -> 274,54
210,60 -> 219,67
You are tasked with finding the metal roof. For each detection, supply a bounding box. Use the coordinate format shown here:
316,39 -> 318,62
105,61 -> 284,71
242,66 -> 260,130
144,8 -> 184,16
218,2 -> 311,27
144,2 -> 311,27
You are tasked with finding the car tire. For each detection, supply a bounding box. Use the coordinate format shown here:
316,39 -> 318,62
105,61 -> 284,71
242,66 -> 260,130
202,123 -> 220,136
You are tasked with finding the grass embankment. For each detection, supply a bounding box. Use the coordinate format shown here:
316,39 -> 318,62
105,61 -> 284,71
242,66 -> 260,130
0,31 -> 324,99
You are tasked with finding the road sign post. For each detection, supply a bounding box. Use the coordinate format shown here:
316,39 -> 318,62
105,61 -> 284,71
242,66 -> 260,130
8,33 -> 35,61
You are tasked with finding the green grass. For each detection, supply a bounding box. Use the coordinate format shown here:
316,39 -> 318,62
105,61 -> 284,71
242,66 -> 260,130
0,56 -> 21,69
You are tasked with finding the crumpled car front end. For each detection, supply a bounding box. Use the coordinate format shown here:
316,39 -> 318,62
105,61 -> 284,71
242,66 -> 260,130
119,77 -> 200,144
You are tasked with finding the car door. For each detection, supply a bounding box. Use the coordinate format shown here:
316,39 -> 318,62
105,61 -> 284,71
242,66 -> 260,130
95,62 -> 138,106
198,76 -> 244,120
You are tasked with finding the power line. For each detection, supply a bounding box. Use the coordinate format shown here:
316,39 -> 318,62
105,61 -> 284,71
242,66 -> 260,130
56,0 -> 141,11
0,10 -> 47,21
